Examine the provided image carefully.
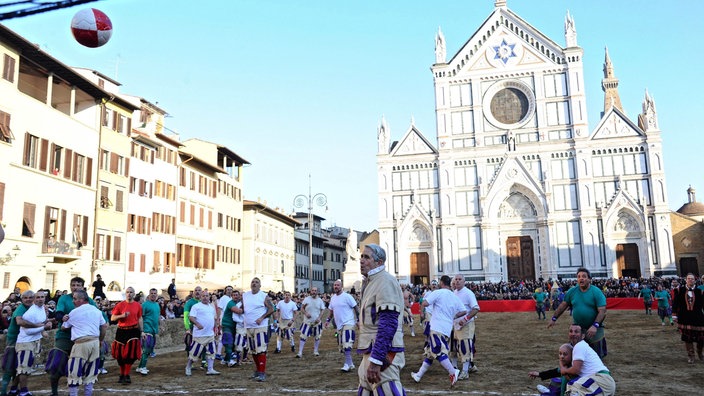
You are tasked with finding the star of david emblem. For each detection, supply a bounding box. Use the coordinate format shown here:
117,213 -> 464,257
493,39 -> 516,65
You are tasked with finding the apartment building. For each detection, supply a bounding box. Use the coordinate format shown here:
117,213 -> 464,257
242,200 -> 298,292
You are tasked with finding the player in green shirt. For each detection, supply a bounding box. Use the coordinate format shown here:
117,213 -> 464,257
638,284 -> 654,315
136,288 -> 161,375
532,288 -> 549,320
654,283 -> 673,326
548,268 -> 607,358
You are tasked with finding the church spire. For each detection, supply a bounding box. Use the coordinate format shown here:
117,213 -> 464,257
564,10 -> 577,47
601,46 -> 624,116
638,89 -> 659,131
435,27 -> 446,64
378,115 -> 390,154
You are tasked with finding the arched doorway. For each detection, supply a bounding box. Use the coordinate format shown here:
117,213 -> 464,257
14,276 -> 31,294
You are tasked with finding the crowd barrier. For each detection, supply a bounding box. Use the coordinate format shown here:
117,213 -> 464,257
410,297 -> 650,314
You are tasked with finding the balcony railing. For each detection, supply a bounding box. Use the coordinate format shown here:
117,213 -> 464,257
42,238 -> 80,256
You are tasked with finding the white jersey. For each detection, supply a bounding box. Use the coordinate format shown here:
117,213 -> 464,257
242,290 -> 268,329
423,290 -> 434,315
62,303 -> 106,340
189,302 -> 216,338
231,300 -> 244,324
301,296 -> 325,324
573,340 -> 609,376
218,294 -> 232,324
454,286 -> 480,322
328,292 -> 357,329
276,300 -> 298,321
17,304 -> 47,343
424,288 -> 465,337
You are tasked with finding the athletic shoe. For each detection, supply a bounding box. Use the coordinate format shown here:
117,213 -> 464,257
458,370 -> 469,380
117,375 -> 125,384
7,391 -> 18,396
536,384 -> 550,394
274,349 -> 281,354
469,364 -> 479,373
256,373 -> 266,382
206,369 -> 221,375
341,364 -> 351,372
99,368 -> 108,374
450,369 -> 459,387
313,351 -> 320,356
411,372 -> 422,383
136,367 -> 148,375
295,354 -> 302,358
185,366 -> 192,376
227,360 -> 237,367
150,351 -> 156,358
661,322 -> 665,326
291,345 -> 295,352
250,372 -> 259,379
124,375 -> 131,384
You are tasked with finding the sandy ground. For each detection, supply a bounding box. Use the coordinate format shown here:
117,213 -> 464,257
13,310 -> 704,395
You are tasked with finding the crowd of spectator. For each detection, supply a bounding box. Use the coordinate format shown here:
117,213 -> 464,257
407,275 -> 699,302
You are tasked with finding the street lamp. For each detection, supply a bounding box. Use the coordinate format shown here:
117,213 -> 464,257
293,174 -> 327,292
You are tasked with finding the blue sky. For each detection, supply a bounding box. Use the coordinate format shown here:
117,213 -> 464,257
3,0 -> 703,232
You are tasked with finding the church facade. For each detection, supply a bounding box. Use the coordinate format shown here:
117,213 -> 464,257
376,0 -> 675,284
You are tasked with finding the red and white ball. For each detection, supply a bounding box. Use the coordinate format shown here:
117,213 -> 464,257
70,8 -> 113,48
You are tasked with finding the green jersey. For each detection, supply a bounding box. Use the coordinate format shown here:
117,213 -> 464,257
221,299 -> 236,329
564,284 -> 606,339
142,300 -> 161,334
6,304 -> 30,346
639,287 -> 653,302
183,298 -> 199,330
654,290 -> 670,308
533,291 -> 548,306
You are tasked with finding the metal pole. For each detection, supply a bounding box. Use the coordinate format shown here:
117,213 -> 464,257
308,174 -> 313,290
293,174 -> 327,292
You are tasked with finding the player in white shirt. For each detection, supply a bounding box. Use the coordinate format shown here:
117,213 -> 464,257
451,274 -> 480,380
242,277 -> 274,382
61,289 -> 107,396
274,291 -> 298,354
325,280 -> 359,372
411,275 -> 466,387
16,290 -> 52,396
296,287 -> 326,358
185,290 -> 220,376
560,324 -> 616,396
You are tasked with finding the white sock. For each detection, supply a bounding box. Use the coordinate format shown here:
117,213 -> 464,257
440,357 -> 455,374
417,360 -> 432,377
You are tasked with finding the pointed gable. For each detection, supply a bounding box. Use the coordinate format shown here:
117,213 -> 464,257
591,107 -> 643,140
448,7 -> 566,76
390,125 -> 437,156
488,155 -> 545,195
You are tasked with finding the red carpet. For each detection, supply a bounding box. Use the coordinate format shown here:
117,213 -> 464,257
411,298 -> 650,314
